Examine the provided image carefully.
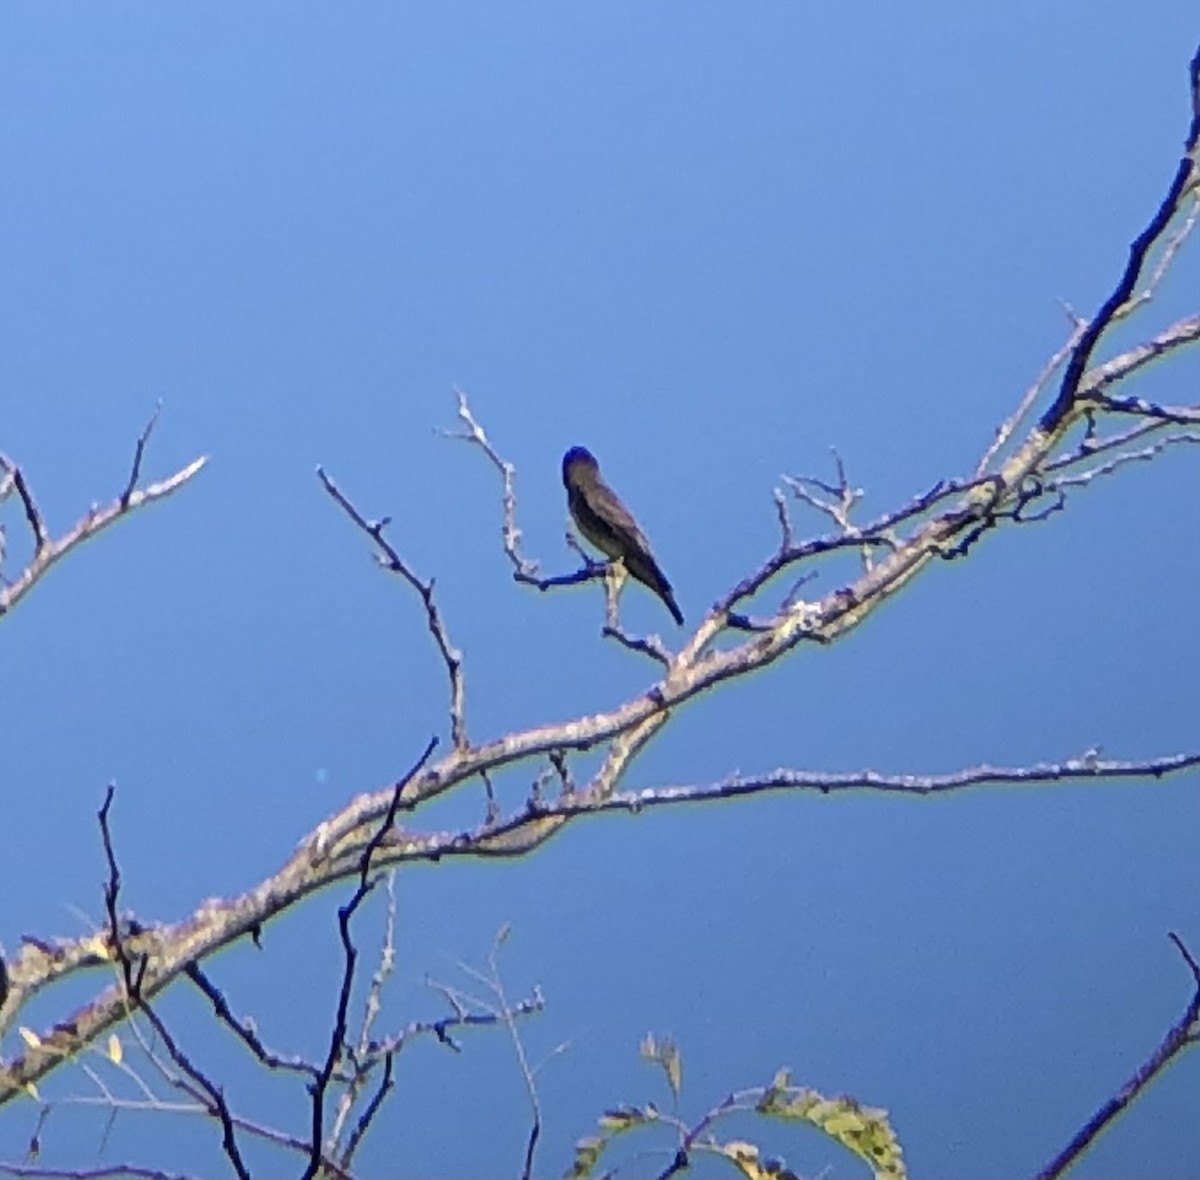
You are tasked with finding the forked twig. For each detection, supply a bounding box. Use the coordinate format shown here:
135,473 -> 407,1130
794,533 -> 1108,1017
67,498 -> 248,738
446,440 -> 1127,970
318,467 -> 469,750
0,408 -> 206,617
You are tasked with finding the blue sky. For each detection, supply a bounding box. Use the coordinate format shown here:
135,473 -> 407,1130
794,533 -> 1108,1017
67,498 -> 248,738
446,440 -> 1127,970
2,4 -> 1198,1177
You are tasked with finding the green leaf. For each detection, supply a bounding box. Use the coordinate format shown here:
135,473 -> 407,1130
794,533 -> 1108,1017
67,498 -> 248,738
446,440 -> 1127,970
566,1105 -> 659,1176
758,1083 -> 906,1180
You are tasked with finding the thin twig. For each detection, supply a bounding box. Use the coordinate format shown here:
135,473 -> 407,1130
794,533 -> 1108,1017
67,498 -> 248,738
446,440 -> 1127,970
442,388 -> 538,579
185,963 -> 321,1081
0,457 -> 49,554
121,402 -> 163,508
1042,68 -> 1199,431
0,413 -> 205,617
1036,933 -> 1200,1179
0,1164 -> 193,1179
975,315 -> 1087,477
327,871 -> 400,1154
1042,433 -> 1199,493
97,789 -> 251,1180
303,736 -> 437,1180
319,466 -> 469,750
453,928 -> 546,1180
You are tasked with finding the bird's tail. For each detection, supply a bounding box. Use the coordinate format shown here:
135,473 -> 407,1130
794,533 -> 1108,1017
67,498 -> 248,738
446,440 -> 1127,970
628,553 -> 685,627
660,587 -> 685,627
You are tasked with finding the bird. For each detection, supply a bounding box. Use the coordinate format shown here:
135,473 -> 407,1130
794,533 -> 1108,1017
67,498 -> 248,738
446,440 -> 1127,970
561,445 -> 684,626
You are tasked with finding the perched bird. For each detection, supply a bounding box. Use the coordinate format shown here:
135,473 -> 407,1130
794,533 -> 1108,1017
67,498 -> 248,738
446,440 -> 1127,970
561,445 -> 684,626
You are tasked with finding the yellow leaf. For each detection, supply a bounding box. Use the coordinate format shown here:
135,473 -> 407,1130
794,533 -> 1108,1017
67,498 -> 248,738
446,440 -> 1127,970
82,935 -> 112,961
106,1034 -> 123,1064
759,1067 -> 791,1110
568,1134 -> 603,1178
719,1140 -> 771,1180
23,1082 -> 39,1101
18,1028 -> 40,1049
662,1038 -> 682,1097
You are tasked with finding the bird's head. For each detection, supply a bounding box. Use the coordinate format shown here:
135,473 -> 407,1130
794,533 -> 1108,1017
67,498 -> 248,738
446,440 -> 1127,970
562,445 -> 600,486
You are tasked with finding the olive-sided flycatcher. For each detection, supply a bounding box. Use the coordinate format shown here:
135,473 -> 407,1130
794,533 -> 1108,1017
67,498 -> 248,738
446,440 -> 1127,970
561,445 -> 684,626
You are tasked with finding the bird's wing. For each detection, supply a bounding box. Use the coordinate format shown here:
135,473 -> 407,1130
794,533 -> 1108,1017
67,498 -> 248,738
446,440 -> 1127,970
569,476 -> 684,625
572,479 -> 652,560
595,479 -> 654,553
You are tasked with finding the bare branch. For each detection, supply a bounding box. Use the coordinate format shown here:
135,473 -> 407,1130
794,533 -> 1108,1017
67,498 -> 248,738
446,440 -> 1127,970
1083,311 -> 1200,398
0,456 -> 50,554
423,751 -> 1200,858
1096,389 -> 1200,424
1042,431 -> 1199,494
1044,416 -> 1176,471
97,788 -> 251,1180
0,412 -> 206,617
975,314 -> 1087,478
328,873 -> 398,1166
782,451 -> 862,529
984,189 -> 1200,488
1041,69 -> 1199,431
121,402 -> 163,508
597,563 -> 672,665
587,751 -> 1200,807
0,1164 -> 195,1179
771,487 -> 793,549
1169,931 -> 1200,987
1117,193 -> 1200,316
442,387 -> 539,580
318,466 -> 469,750
781,451 -> 876,574
185,963 -> 320,1082
1036,934 -> 1200,1180
304,736 -> 437,1180
293,751 -> 1200,886
182,911 -> 545,1173
339,1051 -> 393,1171
451,928 -> 547,1180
